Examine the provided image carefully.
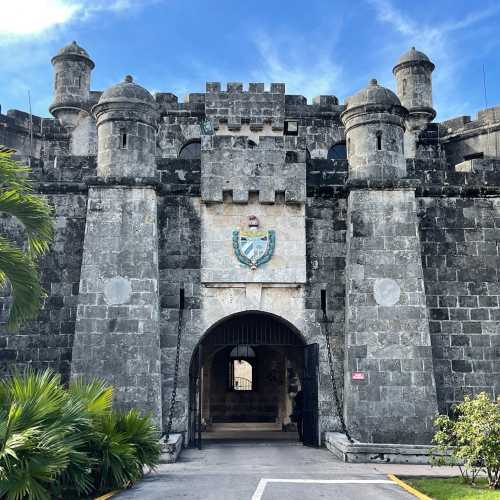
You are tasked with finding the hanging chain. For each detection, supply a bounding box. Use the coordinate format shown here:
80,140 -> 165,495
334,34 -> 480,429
164,308 -> 184,441
322,311 -> 353,443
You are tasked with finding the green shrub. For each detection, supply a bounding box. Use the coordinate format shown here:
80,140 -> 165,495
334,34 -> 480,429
432,392 -> 500,489
0,369 -> 160,499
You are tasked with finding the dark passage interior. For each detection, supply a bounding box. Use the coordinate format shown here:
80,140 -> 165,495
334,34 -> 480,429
189,312 -> 307,441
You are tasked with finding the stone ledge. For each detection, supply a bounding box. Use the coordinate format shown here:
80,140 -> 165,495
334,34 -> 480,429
346,178 -> 421,191
159,433 -> 183,464
325,432 -> 444,465
84,176 -> 162,190
415,184 -> 500,197
36,182 -> 88,194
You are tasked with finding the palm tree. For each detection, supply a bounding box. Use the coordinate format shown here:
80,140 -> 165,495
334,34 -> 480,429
0,147 -> 54,330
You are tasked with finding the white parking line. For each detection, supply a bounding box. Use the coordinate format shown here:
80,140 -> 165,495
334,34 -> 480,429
250,478 -> 395,500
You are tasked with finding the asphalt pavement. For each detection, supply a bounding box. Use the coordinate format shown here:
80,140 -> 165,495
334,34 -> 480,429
113,438 -> 432,500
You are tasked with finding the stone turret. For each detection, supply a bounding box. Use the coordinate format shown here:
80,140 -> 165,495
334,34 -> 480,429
49,41 -> 94,128
341,79 -> 408,180
72,75 -> 162,430
342,79 -> 438,446
92,75 -> 158,178
393,47 -> 436,157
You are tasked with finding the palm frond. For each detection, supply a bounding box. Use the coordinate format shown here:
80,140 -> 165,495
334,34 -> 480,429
0,370 -> 162,498
0,189 -> 53,259
0,236 -> 45,330
117,409 -> 161,468
68,378 -> 114,417
0,150 -> 32,193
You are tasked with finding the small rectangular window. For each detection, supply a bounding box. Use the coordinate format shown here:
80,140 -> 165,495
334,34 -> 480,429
321,289 -> 327,314
120,128 -> 127,149
377,132 -> 382,151
284,120 -> 298,136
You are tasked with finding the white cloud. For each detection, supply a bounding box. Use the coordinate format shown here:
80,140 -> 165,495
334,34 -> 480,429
0,0 -> 156,43
367,0 -> 500,119
0,0 -> 80,37
251,34 -> 344,103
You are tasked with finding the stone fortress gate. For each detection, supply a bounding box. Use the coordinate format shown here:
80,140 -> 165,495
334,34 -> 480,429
1,43 -> 500,455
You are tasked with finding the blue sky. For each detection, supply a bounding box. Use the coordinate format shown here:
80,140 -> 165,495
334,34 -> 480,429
1,0 -> 499,121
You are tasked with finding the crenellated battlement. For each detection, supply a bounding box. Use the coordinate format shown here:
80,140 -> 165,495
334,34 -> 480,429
205,82 -> 286,93
440,104 -> 500,135
201,133 -> 306,204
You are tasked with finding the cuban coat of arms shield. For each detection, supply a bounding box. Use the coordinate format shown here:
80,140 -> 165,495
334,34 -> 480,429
233,215 -> 275,270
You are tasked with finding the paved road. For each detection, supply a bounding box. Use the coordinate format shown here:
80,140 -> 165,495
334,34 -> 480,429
115,439 -> 416,500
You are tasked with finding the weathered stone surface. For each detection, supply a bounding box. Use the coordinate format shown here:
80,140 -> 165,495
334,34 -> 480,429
72,187 -> 162,428
2,43 -> 500,450
344,189 -> 438,444
201,195 -> 306,284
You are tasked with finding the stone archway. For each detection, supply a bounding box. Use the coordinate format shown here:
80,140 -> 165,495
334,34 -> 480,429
188,311 -> 311,445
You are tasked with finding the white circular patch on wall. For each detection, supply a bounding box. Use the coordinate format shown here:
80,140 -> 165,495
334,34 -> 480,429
103,277 -> 132,305
373,278 -> 401,306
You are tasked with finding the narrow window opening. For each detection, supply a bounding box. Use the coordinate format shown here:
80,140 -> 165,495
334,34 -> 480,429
321,289 -> 327,315
402,79 -> 407,96
376,131 -> 382,151
120,129 -> 127,149
179,288 -> 185,310
77,76 -> 81,88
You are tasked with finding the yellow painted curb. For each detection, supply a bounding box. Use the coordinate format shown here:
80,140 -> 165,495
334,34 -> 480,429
388,474 -> 433,500
94,491 -> 118,500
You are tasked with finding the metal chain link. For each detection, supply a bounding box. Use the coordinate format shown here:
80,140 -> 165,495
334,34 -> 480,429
164,308 -> 183,441
322,311 -> 353,443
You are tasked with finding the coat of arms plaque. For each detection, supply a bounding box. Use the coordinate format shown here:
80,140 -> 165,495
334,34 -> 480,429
232,215 -> 276,270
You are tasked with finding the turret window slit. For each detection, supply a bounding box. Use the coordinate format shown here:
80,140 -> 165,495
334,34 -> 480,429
120,129 -> 127,149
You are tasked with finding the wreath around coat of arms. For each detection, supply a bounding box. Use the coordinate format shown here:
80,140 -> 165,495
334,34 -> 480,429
232,215 -> 276,270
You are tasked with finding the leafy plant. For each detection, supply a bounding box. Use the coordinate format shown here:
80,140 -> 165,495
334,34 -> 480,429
0,370 -> 75,500
0,369 -> 160,499
432,392 -> 500,489
89,409 -> 161,493
0,148 -> 54,330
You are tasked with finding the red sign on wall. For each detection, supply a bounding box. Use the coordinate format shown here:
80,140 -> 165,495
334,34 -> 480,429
351,372 -> 366,381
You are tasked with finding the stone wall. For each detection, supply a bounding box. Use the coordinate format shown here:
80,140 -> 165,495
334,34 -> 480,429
0,156 -> 94,381
157,159 -> 202,432
305,158 -> 349,433
0,193 -> 87,381
418,196 -> 500,414
201,135 -> 306,204
201,195 -> 306,284
72,186 -> 162,427
344,189 -> 438,444
440,106 -> 500,166
205,82 -> 285,133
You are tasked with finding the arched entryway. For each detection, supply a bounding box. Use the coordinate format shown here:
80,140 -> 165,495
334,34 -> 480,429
189,312 -> 319,448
